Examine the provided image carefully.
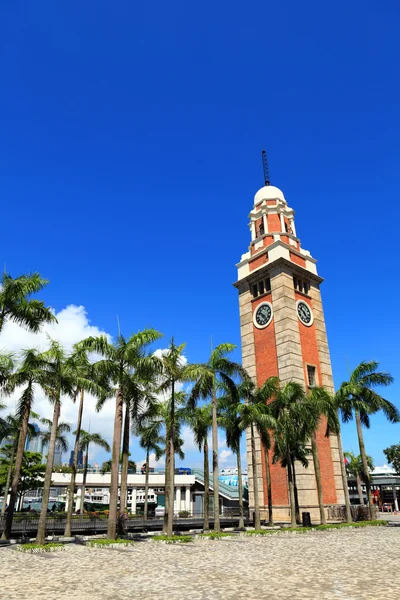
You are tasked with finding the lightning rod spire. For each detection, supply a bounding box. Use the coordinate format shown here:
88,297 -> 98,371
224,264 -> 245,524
261,149 -> 270,186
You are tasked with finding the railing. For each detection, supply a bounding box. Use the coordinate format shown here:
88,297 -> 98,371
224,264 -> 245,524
0,511 -> 250,538
327,504 -> 377,522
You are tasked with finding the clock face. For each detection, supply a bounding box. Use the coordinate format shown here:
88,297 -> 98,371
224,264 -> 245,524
253,302 -> 273,329
297,301 -> 313,326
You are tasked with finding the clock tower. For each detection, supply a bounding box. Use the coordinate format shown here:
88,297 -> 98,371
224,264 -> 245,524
234,178 -> 344,522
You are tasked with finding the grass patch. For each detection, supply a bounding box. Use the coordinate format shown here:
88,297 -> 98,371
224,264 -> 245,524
88,538 -> 135,548
198,532 -> 234,540
245,520 -> 388,536
152,535 -> 192,544
16,542 -> 65,553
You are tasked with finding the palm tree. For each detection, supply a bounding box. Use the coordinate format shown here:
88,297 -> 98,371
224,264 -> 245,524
189,343 -> 245,532
0,272 -> 55,334
0,352 -> 14,394
344,451 -> 374,505
336,360 -> 399,520
81,329 -> 163,539
269,381 -> 311,528
64,344 -> 110,536
218,397 -> 245,530
157,340 -> 191,536
304,387 -> 340,525
35,339 -> 101,544
1,348 -> 55,541
0,413 -> 39,517
41,418 -> 71,453
187,404 -> 212,530
76,430 -> 110,512
119,378 -> 159,514
136,420 -> 164,520
237,378 -> 277,529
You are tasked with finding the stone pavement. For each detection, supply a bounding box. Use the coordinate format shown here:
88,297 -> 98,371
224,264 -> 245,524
0,527 -> 399,599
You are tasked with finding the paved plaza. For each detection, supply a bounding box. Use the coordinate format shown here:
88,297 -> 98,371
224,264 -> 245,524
1,527 -> 399,599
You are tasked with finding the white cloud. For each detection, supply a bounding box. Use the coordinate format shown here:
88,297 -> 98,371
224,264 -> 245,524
0,305 -> 115,461
219,449 -> 233,464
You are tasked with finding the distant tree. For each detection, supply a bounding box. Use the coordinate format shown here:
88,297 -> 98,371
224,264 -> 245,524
383,444 -> 400,476
344,451 -> 374,504
41,418 -> 71,455
136,419 -> 164,520
0,413 -> 39,516
101,455 -> 136,475
76,430 -> 110,510
0,449 -> 46,510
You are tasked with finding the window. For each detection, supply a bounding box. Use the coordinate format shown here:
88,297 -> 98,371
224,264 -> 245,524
307,365 -> 316,387
293,275 -> 310,295
251,277 -> 271,299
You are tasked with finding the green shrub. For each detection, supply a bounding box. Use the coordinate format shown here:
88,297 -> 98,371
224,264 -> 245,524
198,532 -> 234,540
88,538 -> 135,548
178,510 -> 190,518
245,520 -> 387,536
152,535 -> 192,544
16,542 -> 65,553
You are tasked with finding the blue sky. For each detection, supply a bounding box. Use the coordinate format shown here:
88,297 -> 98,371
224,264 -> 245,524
1,1 -> 399,467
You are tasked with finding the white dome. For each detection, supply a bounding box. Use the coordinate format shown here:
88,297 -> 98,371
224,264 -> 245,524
254,185 -> 286,205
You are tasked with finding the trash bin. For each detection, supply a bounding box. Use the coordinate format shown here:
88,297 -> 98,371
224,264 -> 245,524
302,512 -> 311,527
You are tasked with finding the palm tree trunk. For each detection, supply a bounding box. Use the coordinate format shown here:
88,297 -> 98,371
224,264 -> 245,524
287,451 -> 297,528
355,410 -> 374,519
291,459 -> 300,524
80,446 -> 89,512
337,425 -> 352,523
264,448 -> 273,526
211,389 -> 221,532
36,399 -> 61,544
144,449 -> 150,520
1,444 -> 15,516
311,432 -> 326,525
107,388 -> 124,539
203,436 -> 210,531
119,404 -> 130,514
167,380 -> 175,536
356,473 -> 364,505
2,398 -> 31,540
64,389 -> 84,536
236,448 -> 244,530
162,429 -> 170,534
251,423 -> 260,530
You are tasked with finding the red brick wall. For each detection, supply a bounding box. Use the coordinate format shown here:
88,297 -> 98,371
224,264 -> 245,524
252,297 -> 288,506
249,253 -> 268,271
267,213 -> 281,231
294,292 -> 337,504
290,252 -> 306,267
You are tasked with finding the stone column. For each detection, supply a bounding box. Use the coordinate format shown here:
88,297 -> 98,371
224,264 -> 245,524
279,212 -> 285,232
176,486 -> 181,513
392,485 -> 399,512
263,213 -> 268,234
131,489 -> 137,514
251,221 -> 256,240
185,487 -> 191,513
76,488 -> 82,512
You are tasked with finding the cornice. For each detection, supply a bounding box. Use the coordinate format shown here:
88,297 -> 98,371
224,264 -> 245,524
233,257 -> 324,288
